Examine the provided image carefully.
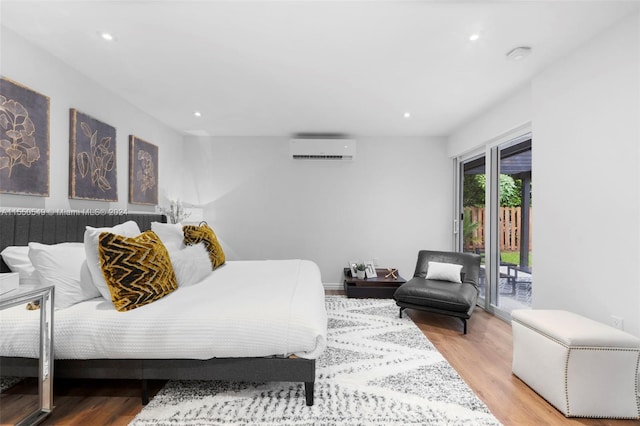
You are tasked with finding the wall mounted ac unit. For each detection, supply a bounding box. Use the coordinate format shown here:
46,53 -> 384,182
290,138 -> 356,160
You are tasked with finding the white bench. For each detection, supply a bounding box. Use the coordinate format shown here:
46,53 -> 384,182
511,309 -> 640,419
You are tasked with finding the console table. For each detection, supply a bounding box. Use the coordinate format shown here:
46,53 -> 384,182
0,285 -> 54,425
343,268 -> 406,298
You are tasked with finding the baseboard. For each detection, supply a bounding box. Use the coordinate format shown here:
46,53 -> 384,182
323,282 -> 342,291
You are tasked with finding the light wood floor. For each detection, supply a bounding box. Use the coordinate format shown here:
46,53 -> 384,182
1,293 -> 637,425
405,307 -> 636,426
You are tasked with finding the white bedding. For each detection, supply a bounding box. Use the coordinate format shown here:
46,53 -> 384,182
0,260 -> 327,360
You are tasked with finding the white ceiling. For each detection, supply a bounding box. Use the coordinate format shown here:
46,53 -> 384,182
1,1 -> 638,137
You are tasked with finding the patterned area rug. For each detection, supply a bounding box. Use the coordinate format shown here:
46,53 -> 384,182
130,297 -> 500,425
0,376 -> 22,392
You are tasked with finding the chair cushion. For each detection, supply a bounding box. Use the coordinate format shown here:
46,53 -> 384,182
394,277 -> 478,314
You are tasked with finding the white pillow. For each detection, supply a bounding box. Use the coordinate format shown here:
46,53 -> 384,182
426,261 -> 463,283
167,243 -> 212,287
28,242 -> 100,309
84,220 -> 141,301
151,221 -> 184,251
1,246 -> 40,286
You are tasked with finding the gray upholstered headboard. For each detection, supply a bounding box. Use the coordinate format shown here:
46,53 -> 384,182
0,212 -> 166,272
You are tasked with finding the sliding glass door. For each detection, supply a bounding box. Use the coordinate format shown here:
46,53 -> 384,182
457,134 -> 532,317
496,138 -> 532,313
460,156 -> 487,302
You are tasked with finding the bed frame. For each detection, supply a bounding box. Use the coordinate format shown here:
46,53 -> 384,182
0,212 -> 315,405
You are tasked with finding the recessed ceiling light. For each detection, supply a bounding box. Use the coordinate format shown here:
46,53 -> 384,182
99,32 -> 115,41
403,112 -> 411,119
469,33 -> 480,42
506,46 -> 532,61
194,111 -> 202,117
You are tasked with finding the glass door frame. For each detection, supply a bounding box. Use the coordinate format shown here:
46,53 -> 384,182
454,124 -> 531,321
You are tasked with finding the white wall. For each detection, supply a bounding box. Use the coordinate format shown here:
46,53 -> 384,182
448,13 -> 640,336
532,13 -> 640,336
447,85 -> 531,158
0,28 -> 183,212
182,136 -> 452,286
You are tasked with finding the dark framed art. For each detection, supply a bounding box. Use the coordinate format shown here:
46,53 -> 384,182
69,108 -> 117,201
0,77 -> 50,196
129,135 -> 158,205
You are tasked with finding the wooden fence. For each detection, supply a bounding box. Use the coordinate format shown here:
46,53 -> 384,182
464,207 -> 532,251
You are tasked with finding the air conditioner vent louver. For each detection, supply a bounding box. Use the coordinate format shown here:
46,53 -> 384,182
290,138 -> 356,161
292,154 -> 351,160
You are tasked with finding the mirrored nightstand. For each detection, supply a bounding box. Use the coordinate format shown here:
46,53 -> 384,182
0,285 -> 54,426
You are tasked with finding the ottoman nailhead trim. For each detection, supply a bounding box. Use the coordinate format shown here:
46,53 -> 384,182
564,349 -> 571,415
514,319 -> 640,419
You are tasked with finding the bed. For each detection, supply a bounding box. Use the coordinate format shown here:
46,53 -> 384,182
0,212 -> 326,406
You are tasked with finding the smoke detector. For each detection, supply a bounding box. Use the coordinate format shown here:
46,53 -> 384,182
506,46 -> 532,61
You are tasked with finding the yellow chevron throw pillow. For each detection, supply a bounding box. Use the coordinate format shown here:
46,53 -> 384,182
98,230 -> 178,312
182,223 -> 225,270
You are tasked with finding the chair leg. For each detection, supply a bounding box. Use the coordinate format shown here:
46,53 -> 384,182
462,318 -> 467,334
399,307 -> 405,318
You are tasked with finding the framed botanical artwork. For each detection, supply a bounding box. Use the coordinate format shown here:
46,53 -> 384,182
129,135 -> 158,205
0,77 -> 50,196
69,108 -> 117,201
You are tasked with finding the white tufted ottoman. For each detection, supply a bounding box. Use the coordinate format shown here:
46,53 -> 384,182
511,309 -> 640,419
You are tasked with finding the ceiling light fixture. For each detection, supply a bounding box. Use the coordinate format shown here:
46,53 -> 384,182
506,46 -> 532,61
403,112 -> 411,119
469,33 -> 480,42
99,32 -> 115,41
194,111 -> 202,117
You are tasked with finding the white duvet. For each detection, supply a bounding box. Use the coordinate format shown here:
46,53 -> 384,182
0,260 -> 327,360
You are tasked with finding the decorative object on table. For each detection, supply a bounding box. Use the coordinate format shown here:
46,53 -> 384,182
69,108 -> 117,201
385,268 -> 398,279
348,260 -> 359,277
129,135 -> 158,205
364,260 -> 377,278
158,200 -> 191,224
130,297 -> 500,426
355,263 -> 366,279
0,77 -> 50,196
